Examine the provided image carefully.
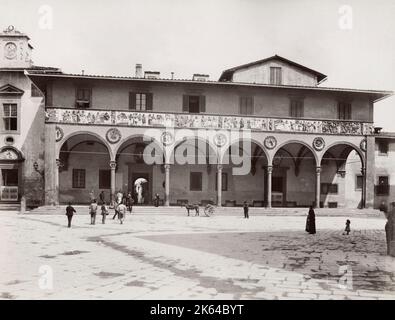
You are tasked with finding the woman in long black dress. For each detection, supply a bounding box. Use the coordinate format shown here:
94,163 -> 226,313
306,206 -> 316,234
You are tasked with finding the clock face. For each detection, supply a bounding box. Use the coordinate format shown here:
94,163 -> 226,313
4,42 -> 17,60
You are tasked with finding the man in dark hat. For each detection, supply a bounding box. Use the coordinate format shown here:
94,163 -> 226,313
65,202 -> 76,228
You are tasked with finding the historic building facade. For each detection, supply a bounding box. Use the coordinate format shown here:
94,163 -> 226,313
0,27 -> 393,210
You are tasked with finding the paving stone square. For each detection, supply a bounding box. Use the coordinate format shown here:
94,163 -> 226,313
0,211 -> 394,300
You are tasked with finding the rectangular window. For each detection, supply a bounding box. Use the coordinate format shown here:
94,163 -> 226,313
1,169 -> 18,186
321,183 -> 338,195
3,103 -> 18,131
190,172 -> 202,191
290,100 -> 304,118
183,95 -> 206,113
356,175 -> 363,190
376,176 -> 389,195
72,169 -> 85,189
338,102 -> 351,120
75,88 -> 91,108
270,67 -> 282,85
99,170 -> 111,189
215,172 -> 228,191
239,96 -> 254,115
378,140 -> 389,155
129,92 -> 153,111
31,83 -> 43,97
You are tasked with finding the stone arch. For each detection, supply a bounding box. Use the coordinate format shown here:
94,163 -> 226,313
320,141 -> 365,168
115,134 -> 165,165
170,135 -> 219,165
58,131 -> 114,160
219,137 -> 270,165
273,140 -> 319,167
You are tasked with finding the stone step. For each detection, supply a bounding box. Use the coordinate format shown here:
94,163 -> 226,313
0,203 -> 21,211
25,205 -> 383,218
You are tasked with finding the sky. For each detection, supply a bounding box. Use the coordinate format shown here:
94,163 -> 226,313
1,0 -> 394,130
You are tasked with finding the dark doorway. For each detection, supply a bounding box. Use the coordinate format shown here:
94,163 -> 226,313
272,176 -> 285,206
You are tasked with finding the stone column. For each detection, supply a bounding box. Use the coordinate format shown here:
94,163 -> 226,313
315,166 -> 321,208
109,160 -> 117,206
361,166 -> 366,209
365,135 -> 375,208
164,164 -> 170,206
217,164 -> 222,207
54,159 -> 62,206
44,124 -> 57,205
266,165 -> 273,208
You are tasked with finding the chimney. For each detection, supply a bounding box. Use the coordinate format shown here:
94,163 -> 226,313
135,63 -> 142,78
192,74 -> 209,81
144,71 -> 160,79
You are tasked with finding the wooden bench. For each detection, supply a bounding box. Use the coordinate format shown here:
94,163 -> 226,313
225,200 -> 236,207
201,199 -> 214,206
177,199 -> 189,206
253,200 -> 265,207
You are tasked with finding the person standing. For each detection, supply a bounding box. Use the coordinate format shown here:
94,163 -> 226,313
101,202 -> 108,224
89,189 -> 95,203
65,202 -> 76,228
99,191 -> 105,204
306,206 -> 316,234
243,201 -> 249,219
126,191 -> 133,212
118,201 -> 127,224
343,219 -> 351,235
154,193 -> 160,207
89,199 -> 98,225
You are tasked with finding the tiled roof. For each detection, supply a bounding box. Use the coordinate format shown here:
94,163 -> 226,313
25,70 -> 393,103
218,55 -> 327,83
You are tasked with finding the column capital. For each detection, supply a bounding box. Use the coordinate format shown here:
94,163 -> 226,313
164,164 -> 171,170
316,166 -> 321,174
267,165 -> 273,174
217,164 -> 223,171
361,167 -> 366,175
109,160 -> 117,169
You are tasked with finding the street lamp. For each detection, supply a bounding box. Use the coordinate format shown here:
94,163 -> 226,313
33,161 -> 44,177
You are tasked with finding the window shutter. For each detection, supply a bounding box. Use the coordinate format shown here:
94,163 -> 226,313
298,100 -> 304,117
146,93 -> 153,110
182,95 -> 189,112
199,95 -> 206,113
346,103 -> 351,119
129,92 -> 136,110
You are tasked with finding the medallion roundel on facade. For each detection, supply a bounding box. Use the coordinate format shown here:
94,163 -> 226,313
161,131 -> 174,146
213,132 -> 227,147
264,136 -> 277,149
55,126 -> 64,142
360,138 -> 367,152
312,137 -> 325,151
106,128 -> 122,144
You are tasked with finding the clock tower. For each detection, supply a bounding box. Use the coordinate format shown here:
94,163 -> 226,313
0,25 -> 33,69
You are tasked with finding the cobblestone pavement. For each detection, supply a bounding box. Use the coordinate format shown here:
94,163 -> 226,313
0,211 -> 394,300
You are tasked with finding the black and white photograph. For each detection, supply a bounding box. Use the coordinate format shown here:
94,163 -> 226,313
0,0 -> 394,308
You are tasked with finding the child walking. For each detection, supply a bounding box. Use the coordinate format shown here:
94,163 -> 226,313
343,219 -> 351,235
101,202 -> 108,224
